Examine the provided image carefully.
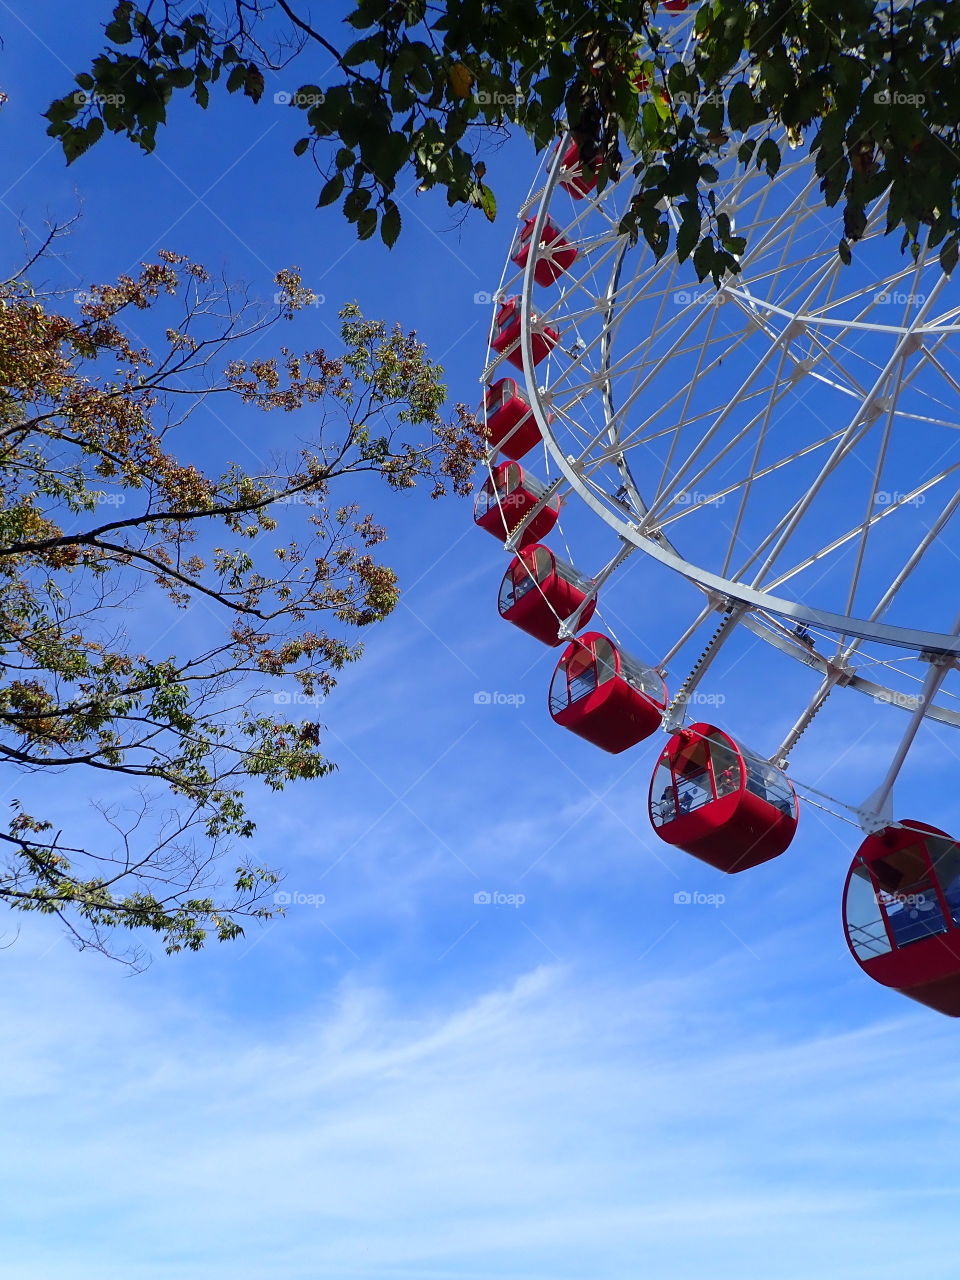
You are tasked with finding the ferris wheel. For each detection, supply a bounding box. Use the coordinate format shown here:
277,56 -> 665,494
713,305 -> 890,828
472,5 -> 960,1015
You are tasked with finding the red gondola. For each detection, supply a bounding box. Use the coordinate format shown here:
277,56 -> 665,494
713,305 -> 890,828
474,462 -> 560,549
558,140 -> 597,199
843,821 -> 960,1016
648,722 -> 798,872
498,544 -> 597,646
549,632 -> 666,753
490,297 -> 559,370
511,217 -> 578,286
482,379 -> 542,459
663,0 -> 690,10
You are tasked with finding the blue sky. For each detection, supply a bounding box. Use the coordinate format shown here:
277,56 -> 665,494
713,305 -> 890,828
3,5 -> 960,1279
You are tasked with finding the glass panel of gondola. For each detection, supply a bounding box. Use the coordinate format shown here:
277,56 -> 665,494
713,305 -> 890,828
845,863 -> 894,961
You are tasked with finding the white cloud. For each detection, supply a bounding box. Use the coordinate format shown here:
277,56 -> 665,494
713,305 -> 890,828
1,936 -> 959,1280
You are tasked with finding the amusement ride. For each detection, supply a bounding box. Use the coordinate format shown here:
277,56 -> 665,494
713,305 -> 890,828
471,4 -> 960,1015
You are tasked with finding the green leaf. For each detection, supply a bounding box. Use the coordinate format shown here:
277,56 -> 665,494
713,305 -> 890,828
244,64 -> 265,103
344,187 -> 372,220
356,208 -> 378,239
692,234 -> 715,282
838,238 -> 852,266
343,34 -> 386,67
294,85 -> 325,109
166,67 -> 195,89
727,81 -> 756,133
478,182 -> 496,221
226,64 -> 247,94
317,173 -> 345,207
104,16 -> 133,44
651,84 -> 671,121
677,219 -> 699,263
756,137 -> 781,178
293,137 -> 310,157
380,202 -> 401,247
62,118 -> 104,164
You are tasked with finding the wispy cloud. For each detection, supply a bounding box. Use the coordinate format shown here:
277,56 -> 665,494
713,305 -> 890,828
0,936 -> 958,1280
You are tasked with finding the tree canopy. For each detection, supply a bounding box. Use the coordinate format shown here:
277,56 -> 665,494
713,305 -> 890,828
46,1 -> 960,282
0,237 -> 481,961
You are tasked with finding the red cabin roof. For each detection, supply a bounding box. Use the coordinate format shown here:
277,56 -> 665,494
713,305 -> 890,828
474,462 -> 560,549
549,632 -> 666,753
482,379 -> 542,460
843,821 -> 960,1016
498,544 -> 597,646
648,722 -> 798,872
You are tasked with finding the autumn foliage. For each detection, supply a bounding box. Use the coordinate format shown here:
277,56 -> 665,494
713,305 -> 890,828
0,246 -> 483,960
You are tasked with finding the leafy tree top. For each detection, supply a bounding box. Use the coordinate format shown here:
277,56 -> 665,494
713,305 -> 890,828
45,1 -> 960,280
